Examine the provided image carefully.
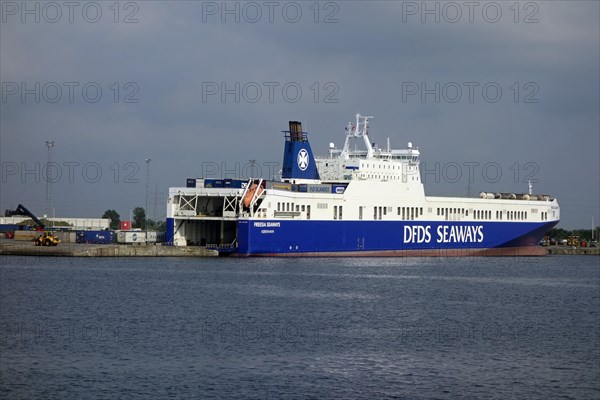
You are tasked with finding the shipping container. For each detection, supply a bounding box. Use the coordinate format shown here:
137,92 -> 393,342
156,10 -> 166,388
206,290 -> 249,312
332,185 -> 347,194
225,179 -> 246,189
76,230 -> 115,244
0,224 -> 22,233
307,184 -> 332,193
204,179 -> 224,188
117,231 -> 165,244
186,178 -> 196,188
55,231 -> 76,243
268,182 -> 292,191
13,231 -> 39,241
120,220 -> 132,230
196,178 -> 204,188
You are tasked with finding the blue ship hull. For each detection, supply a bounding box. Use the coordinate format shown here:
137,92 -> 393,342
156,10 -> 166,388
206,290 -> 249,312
234,219 -> 558,256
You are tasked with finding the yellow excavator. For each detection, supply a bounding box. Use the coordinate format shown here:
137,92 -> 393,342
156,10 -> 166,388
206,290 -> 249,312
34,232 -> 61,246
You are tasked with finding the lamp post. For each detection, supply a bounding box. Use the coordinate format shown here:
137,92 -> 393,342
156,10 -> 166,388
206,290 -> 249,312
145,158 -> 151,244
45,140 -> 55,227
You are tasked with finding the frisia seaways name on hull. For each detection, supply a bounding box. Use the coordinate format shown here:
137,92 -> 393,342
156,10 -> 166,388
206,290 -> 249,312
166,114 -> 559,256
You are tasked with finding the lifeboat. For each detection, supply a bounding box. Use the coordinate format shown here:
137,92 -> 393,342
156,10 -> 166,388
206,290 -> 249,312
243,183 -> 263,208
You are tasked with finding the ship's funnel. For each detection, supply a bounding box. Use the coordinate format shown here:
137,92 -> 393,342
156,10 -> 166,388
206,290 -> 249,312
282,121 -> 320,182
288,121 -> 303,141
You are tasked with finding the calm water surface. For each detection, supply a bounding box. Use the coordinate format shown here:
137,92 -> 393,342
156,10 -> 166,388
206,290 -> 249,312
1,255 -> 599,399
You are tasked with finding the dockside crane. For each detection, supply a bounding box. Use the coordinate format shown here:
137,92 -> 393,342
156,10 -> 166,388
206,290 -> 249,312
4,204 -> 60,245
5,204 -> 46,230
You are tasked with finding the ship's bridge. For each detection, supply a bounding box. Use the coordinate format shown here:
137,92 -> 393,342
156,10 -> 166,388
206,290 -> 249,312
315,114 -> 421,183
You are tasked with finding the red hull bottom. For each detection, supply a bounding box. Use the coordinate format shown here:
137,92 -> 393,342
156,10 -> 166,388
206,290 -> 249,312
240,246 -> 547,257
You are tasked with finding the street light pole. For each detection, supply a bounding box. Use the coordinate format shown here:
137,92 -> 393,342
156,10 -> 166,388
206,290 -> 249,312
45,140 -> 55,227
145,158 -> 151,244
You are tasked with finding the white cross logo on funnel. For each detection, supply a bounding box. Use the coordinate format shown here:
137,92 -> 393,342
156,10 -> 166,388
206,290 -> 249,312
297,149 -> 309,171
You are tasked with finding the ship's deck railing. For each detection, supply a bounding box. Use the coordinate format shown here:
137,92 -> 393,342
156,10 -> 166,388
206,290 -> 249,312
283,131 -> 308,142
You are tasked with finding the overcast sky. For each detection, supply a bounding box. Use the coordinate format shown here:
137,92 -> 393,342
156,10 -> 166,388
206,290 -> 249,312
1,1 -> 598,229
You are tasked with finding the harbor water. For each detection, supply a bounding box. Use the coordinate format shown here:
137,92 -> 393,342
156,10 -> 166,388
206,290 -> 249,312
1,256 -> 598,399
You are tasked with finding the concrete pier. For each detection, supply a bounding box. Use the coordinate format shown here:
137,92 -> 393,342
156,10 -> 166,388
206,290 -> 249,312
546,246 -> 599,255
1,238 -> 597,257
0,241 -> 218,257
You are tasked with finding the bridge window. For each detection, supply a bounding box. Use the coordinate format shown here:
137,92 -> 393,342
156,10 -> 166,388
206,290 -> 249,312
307,205 -> 311,220
359,206 -> 363,220
339,206 -> 343,220
333,206 -> 338,220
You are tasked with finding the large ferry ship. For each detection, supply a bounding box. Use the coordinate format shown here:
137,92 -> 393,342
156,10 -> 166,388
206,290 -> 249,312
166,114 -> 560,256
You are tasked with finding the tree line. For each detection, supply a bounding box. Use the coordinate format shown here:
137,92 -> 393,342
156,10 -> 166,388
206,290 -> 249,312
101,208 -> 164,231
545,227 -> 599,241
